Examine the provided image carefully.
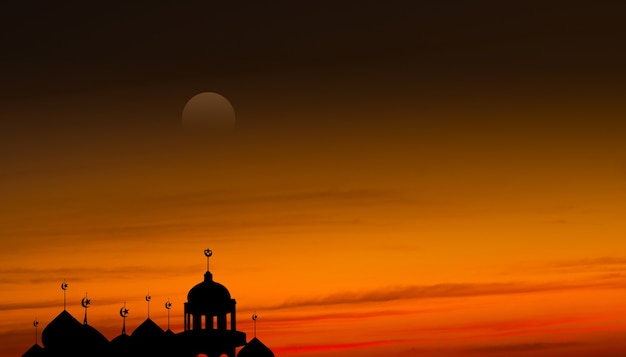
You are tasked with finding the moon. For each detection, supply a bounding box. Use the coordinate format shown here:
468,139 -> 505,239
182,92 -> 235,134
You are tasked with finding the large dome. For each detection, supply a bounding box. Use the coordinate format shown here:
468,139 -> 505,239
186,271 -> 232,314
41,310 -> 109,357
41,310 -> 83,351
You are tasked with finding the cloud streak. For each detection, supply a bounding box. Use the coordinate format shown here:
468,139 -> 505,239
502,256 -> 626,279
1,187 -> 413,247
271,274 -> 626,310
0,265 -> 199,286
273,339 -> 408,354
466,341 -> 585,353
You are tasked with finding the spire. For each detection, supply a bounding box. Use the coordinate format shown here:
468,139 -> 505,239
33,319 -> 39,345
61,280 -> 68,310
204,248 -> 213,271
252,313 -> 258,338
119,303 -> 129,335
165,299 -> 172,331
81,292 -> 91,325
204,248 -> 214,281
146,294 -> 151,318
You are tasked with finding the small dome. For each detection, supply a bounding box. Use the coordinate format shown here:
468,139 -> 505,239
110,332 -> 131,347
237,337 -> 275,357
82,323 -> 109,346
129,318 -> 165,354
187,271 -> 232,314
21,344 -> 44,357
110,333 -> 132,357
130,318 -> 165,341
164,329 -> 176,336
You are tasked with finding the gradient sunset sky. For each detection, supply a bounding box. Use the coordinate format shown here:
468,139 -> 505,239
2,2 -> 626,357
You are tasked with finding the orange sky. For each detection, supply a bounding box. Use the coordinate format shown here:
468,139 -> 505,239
2,2 -> 626,357
2,92 -> 626,357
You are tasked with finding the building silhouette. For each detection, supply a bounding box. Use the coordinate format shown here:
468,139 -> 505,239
21,250 -> 275,357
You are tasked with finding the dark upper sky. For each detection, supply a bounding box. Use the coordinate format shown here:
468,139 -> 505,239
1,1 -> 626,164
2,1 -> 625,103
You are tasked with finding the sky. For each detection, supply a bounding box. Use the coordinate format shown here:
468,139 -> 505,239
2,1 -> 626,357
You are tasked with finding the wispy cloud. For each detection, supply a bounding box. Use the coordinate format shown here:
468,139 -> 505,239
503,256 -> 626,278
270,274 -> 626,309
0,300 -> 61,312
0,265 -> 198,286
239,308 -> 450,324
548,256 -> 626,270
1,188 -> 413,246
466,341 -> 585,353
273,339 -> 408,354
421,315 -> 602,334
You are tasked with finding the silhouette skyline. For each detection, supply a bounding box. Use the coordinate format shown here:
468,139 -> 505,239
2,2 -> 626,357
22,250 -> 274,357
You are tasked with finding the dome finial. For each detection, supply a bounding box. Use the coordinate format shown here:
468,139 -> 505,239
146,294 -> 152,318
252,313 -> 258,338
81,292 -> 91,325
33,319 -> 39,345
61,279 -> 68,310
119,302 -> 129,335
204,248 -> 213,272
165,299 -> 172,331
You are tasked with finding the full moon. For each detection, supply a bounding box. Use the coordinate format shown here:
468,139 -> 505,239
181,92 -> 236,134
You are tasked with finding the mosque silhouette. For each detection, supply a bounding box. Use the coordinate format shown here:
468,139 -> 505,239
21,250 -> 275,357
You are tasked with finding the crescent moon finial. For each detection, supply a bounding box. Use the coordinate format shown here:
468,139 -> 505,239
33,319 -> 39,344
145,294 -> 152,318
81,293 -> 91,308
119,302 -> 129,335
165,298 -> 172,331
204,248 -> 213,272
61,279 -> 68,310
252,312 -> 258,337
81,292 -> 91,325
120,305 -> 129,318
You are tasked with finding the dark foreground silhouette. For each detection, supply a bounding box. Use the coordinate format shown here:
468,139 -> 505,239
22,250 -> 274,357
